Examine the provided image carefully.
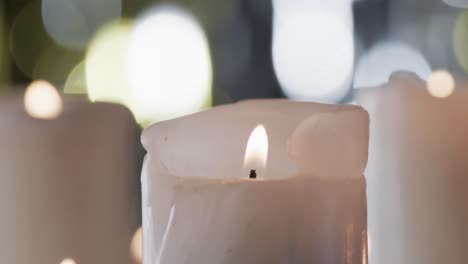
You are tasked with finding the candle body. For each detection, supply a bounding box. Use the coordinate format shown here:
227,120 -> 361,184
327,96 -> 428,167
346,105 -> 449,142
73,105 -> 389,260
142,159 -> 367,264
0,96 -> 141,264
358,72 -> 468,264
142,100 -> 369,264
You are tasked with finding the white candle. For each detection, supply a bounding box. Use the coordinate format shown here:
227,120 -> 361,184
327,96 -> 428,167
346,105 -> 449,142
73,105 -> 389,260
141,100 -> 369,264
0,90 -> 141,264
357,71 -> 467,264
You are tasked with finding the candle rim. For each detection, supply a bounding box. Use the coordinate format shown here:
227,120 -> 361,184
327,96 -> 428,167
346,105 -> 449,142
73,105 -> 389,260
141,99 -> 369,180
142,99 -> 366,151
147,156 -> 365,183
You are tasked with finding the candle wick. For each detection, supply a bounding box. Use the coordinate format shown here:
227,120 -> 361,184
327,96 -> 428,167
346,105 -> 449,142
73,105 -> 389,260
249,169 -> 257,179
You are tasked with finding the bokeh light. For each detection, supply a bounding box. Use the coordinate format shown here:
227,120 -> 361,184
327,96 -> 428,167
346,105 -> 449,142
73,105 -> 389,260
41,0 -> 122,49
127,5 -> 212,123
453,10 -> 468,73
60,258 -> 76,264
10,0 -> 83,83
427,70 -> 455,98
24,80 -> 62,119
0,1 -> 8,90
354,42 -> 431,88
85,20 -> 133,107
64,61 -> 86,94
443,0 -> 468,8
130,227 -> 142,263
32,44 -> 82,84
272,5 -> 354,102
10,0 -> 50,78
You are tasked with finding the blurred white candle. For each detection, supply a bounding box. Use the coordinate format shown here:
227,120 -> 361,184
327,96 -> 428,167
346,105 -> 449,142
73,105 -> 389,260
141,100 -> 369,264
0,87 -> 141,264
357,71 -> 467,264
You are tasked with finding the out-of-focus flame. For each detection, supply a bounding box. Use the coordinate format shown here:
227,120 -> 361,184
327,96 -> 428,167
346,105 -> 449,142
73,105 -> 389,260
130,227 -> 143,263
427,70 -> 454,98
60,258 -> 76,264
24,80 -> 63,120
243,125 -> 268,171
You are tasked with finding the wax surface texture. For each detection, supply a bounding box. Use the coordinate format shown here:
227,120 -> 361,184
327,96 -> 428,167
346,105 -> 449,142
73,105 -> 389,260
142,99 -> 369,264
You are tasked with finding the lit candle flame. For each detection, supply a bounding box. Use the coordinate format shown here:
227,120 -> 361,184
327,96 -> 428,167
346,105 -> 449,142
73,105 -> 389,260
243,125 -> 269,173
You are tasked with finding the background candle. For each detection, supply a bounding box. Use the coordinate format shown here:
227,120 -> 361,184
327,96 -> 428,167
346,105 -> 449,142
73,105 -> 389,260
357,71 -> 468,264
142,100 -> 369,264
0,92 -> 142,264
